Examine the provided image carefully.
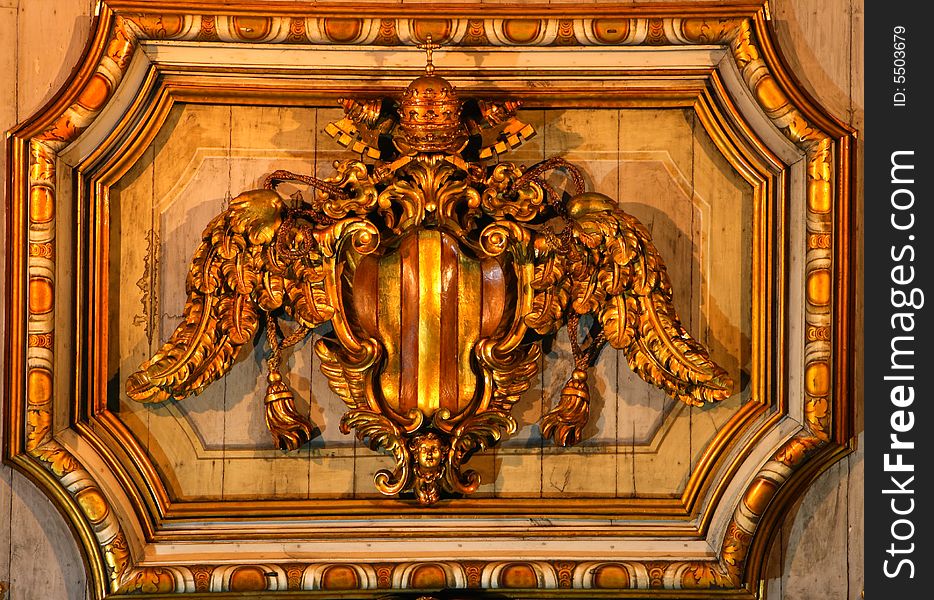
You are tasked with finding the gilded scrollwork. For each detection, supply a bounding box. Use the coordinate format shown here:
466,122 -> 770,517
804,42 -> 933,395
480,163 -> 546,221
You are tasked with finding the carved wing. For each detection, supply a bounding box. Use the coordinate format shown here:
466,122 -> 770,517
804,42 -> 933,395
528,192 -> 733,444
125,189 -> 334,449
595,208 -> 733,407
126,190 -> 287,402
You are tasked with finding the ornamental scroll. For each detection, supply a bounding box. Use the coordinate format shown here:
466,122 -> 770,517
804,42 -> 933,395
126,40 -> 733,505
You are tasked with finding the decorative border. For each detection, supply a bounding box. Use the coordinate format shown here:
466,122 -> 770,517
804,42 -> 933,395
4,2 -> 855,598
121,12 -> 742,47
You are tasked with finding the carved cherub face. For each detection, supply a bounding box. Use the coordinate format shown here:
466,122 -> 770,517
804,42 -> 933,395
410,433 -> 446,504
415,434 -> 443,469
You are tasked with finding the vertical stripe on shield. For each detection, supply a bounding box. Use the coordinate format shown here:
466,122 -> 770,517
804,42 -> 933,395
416,231 -> 442,415
439,234 -> 459,412
376,251 -> 401,409
372,230 -> 502,417
398,235 -> 419,413
457,249 -> 482,413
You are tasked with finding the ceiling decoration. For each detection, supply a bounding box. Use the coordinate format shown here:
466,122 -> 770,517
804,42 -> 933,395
4,2 -> 855,597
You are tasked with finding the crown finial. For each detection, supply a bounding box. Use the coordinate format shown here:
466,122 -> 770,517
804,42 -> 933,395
417,34 -> 442,75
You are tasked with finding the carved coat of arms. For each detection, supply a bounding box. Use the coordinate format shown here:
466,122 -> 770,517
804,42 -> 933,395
126,40 -> 732,505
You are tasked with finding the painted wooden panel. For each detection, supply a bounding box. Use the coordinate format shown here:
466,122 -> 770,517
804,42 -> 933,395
0,462 -> 10,597
106,102 -> 752,502
15,0 -> 96,118
0,4 -> 16,590
773,459 -> 851,600
8,473 -> 88,600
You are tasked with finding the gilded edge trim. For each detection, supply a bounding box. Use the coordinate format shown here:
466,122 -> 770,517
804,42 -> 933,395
3,2 -> 855,597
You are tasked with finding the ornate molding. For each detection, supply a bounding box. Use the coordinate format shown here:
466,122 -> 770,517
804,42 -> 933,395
3,2 -> 855,598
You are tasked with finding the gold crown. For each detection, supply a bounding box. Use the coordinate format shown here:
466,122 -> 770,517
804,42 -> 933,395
394,35 -> 467,154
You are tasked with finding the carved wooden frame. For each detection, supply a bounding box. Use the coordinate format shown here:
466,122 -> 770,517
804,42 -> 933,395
3,1 -> 855,598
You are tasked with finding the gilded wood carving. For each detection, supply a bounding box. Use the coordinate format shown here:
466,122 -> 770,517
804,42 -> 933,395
125,40 -> 732,504
4,2 -> 857,596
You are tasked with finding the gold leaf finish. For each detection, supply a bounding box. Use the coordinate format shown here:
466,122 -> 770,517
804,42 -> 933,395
1,2 -> 856,595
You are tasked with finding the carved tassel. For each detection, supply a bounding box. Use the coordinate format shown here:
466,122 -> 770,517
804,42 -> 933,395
263,372 -> 314,451
263,315 -> 316,451
540,368 -> 591,447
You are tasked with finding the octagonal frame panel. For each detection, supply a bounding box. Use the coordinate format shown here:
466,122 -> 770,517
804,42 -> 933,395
3,2 -> 855,598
